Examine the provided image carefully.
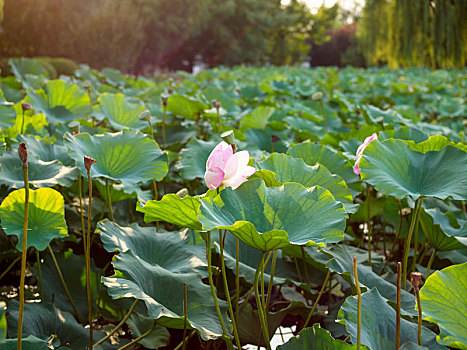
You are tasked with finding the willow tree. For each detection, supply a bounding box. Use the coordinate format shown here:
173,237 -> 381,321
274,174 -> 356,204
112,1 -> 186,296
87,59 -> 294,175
359,0 -> 467,68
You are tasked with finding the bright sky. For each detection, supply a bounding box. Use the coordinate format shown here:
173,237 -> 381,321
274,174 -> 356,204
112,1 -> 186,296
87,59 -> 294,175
282,0 -> 365,14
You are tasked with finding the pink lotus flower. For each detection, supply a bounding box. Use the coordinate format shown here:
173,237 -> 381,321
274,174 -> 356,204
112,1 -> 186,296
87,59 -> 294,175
204,141 -> 256,190
408,86 -> 414,93
353,133 -> 378,175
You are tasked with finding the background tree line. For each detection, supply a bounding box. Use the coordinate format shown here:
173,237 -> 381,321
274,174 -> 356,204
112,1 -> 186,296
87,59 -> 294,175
0,0 -> 465,73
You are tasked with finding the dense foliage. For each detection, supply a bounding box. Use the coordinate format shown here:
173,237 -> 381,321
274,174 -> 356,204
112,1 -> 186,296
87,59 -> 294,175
0,58 -> 466,349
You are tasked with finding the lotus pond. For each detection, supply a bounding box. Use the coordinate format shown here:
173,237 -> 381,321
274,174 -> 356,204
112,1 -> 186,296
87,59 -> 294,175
0,58 -> 466,350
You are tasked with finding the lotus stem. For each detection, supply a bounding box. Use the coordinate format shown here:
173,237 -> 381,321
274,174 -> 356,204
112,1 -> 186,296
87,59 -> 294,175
47,246 -> 82,323
219,230 -> 241,348
36,250 -> 43,299
292,246 -> 303,283
254,251 -> 271,350
302,269 -> 331,330
17,143 -> 29,350
396,262 -> 401,349
85,156 -> 97,349
265,250 -> 278,314
300,246 -> 310,285
239,286 -> 255,315
0,256 -> 21,281
416,244 -> 429,266
366,184 -> 372,266
410,272 -> 423,346
402,197 -> 423,290
117,321 -> 156,350
235,237 -> 240,323
353,257 -> 361,350
94,299 -> 139,347
162,99 -> 167,149
425,248 -> 436,278
182,283 -> 188,350
152,179 -> 160,232
78,174 -> 86,252
105,178 -> 114,221
173,330 -> 196,350
205,232 -> 229,339
411,208 -> 422,273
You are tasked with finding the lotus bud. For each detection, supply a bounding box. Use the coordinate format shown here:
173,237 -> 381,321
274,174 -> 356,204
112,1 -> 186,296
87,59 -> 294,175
21,102 -> 32,112
18,142 -> 28,167
161,93 -> 170,107
84,156 -> 97,172
82,80 -> 92,89
139,110 -> 151,120
312,92 -> 323,101
176,188 -> 188,198
212,100 -> 222,109
271,135 -> 280,144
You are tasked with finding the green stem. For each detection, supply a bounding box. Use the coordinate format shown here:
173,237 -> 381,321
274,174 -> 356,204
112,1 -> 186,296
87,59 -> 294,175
265,250 -> 278,314
205,232 -> 229,338
416,244 -> 429,266
0,256 -> 21,281
87,169 -> 94,349
17,163 -> 29,350
219,231 -> 241,348
319,100 -> 328,133
162,104 -> 167,149
411,208 -> 422,273
48,246 -> 82,324
353,257 -> 361,350
254,252 -> 271,350
415,287 -> 422,346
105,178 -> 114,221
300,246 -> 310,285
235,237 -> 240,323
402,198 -> 423,290
425,248 -> 436,278
239,286 -> 254,315
302,269 -> 331,330
94,299 -> 139,347
366,184 -> 372,266
292,246 -> 303,283
396,262 -> 401,349
174,330 -> 196,350
36,250 -> 43,299
21,109 -> 25,135
117,322 -> 156,350
78,174 -> 86,252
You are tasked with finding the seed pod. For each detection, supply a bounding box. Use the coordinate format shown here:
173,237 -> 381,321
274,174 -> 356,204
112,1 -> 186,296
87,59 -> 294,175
84,156 -> 97,171
18,142 -> 28,167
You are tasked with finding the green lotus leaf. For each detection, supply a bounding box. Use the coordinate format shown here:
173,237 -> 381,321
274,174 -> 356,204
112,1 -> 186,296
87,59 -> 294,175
405,135 -> 467,153
420,207 -> 467,251
239,106 -> 275,131
3,103 -> 48,138
338,288 -> 446,350
0,150 -> 78,188
102,250 -> 229,340
93,92 -> 147,131
8,58 -> 48,89
6,301 -> 111,349
277,323 -> 364,349
0,90 -> 16,129
176,138 -> 217,180
399,342 -> 429,350
127,313 -> 170,349
136,194 -> 202,230
26,80 -> 91,124
94,180 -> 152,203
288,142 -> 361,197
256,153 -> 357,213
39,249 -> 101,322
284,116 -> 324,141
17,135 -> 74,166
360,139 -> 467,200
65,129 -> 168,186
0,188 -> 67,251
419,263 -> 467,349
0,335 -> 50,350
360,105 -> 408,125
324,245 -> 416,315
97,219 -> 206,273
166,94 -> 206,120
199,179 -> 347,251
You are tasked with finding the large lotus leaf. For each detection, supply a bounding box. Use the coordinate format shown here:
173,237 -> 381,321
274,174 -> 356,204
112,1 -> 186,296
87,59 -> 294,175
26,80 -> 91,124
405,135 -> 467,153
256,153 -> 356,213
239,106 -> 275,131
199,179 -> 347,251
324,245 -> 416,315
175,138 -> 217,180
0,90 -> 16,129
17,135 -> 74,166
93,92 -> 147,131
39,249 -> 101,322
127,313 -> 170,349
420,207 -> 467,251
288,142 -> 361,197
166,94 -> 206,120
97,220 -> 206,273
277,323 -> 364,349
419,263 -> 467,349
102,251 -> 229,340
0,335 -> 50,350
0,149 -> 77,188
6,301 -> 111,349
284,116 -> 324,140
338,288 -> 446,350
65,129 -> 168,186
0,188 -> 67,251
136,194 -> 202,230
8,58 -> 48,89
360,105 -> 409,125
360,139 -> 467,200
3,103 -> 48,138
